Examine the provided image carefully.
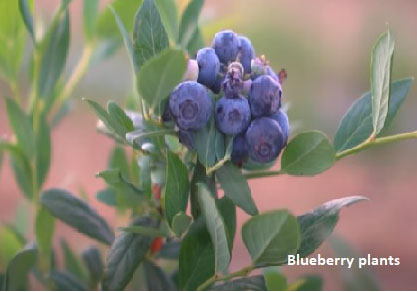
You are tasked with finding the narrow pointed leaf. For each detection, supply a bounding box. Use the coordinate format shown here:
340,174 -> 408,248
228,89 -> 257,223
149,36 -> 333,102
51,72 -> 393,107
242,210 -> 300,266
103,217 -> 157,291
50,270 -> 87,291
334,78 -> 413,152
178,0 -> 204,49
133,0 -> 169,71
370,30 -> 395,135
281,131 -> 335,175
137,48 -> 187,114
36,115 -> 51,187
212,275 -> 267,291
5,98 -> 35,159
154,0 -> 179,42
179,220 -> 214,290
297,196 -> 368,257
216,162 -> 258,215
4,246 -> 37,290
198,184 -> 230,274
143,259 -> 176,291
40,189 -> 115,245
164,151 -> 190,227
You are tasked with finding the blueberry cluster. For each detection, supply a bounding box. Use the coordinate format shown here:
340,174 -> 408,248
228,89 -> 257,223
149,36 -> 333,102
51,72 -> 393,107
167,30 -> 290,165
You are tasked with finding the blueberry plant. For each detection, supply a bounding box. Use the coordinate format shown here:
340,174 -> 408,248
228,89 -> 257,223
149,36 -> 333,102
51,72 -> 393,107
0,0 -> 416,291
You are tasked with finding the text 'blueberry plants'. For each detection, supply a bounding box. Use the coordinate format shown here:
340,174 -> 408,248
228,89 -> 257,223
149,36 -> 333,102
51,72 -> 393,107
1,0 -> 416,290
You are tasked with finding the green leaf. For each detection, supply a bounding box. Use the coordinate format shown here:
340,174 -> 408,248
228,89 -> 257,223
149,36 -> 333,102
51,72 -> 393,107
108,5 -> 137,73
281,131 -> 335,175
197,184 -> 230,274
36,115 -> 51,188
329,236 -> 379,290
264,270 -> 287,291
1,142 -> 33,199
190,160 -> 216,218
154,0 -> 179,42
187,27 -> 204,56
297,196 -> 367,257
107,100 -> 134,138
50,270 -> 87,291
242,210 -> 300,266
0,0 -> 25,80
4,246 -> 37,290
143,259 -> 176,291
96,0 -> 142,43
121,226 -> 168,238
96,188 -> 117,207
40,189 -> 115,245
38,8 -> 70,99
164,150 -> 190,227
103,217 -> 157,291
85,99 -> 112,129
288,275 -> 323,291
215,131 -> 225,161
179,220 -> 214,290
172,212 -> 192,237
212,275 -> 267,291
370,30 -> 395,135
216,196 -> 236,250
0,226 -> 25,268
82,247 -> 103,285
108,146 -> 130,180
18,0 -> 34,43
137,48 -> 187,114
194,115 -> 217,167
61,240 -> 87,282
5,98 -> 36,159
133,0 -> 169,71
35,207 -> 55,257
216,162 -> 258,216
178,0 -> 204,49
334,78 -> 413,152
83,0 -> 98,41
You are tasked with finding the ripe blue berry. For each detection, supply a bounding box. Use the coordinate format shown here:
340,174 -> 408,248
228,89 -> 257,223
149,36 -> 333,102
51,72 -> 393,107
215,96 -> 251,135
197,48 -> 220,88
212,30 -> 240,64
231,133 -> 248,165
249,75 -> 281,117
245,117 -> 284,163
265,65 -> 279,81
270,109 -> 289,146
169,81 -> 212,130
238,36 -> 255,75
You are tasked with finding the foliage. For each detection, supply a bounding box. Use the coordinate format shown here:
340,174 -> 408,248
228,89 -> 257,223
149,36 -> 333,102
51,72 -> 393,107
0,0 -> 416,291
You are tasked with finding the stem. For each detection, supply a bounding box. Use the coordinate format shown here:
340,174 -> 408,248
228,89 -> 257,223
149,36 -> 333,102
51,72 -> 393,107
197,264 -> 255,291
206,156 -> 231,175
335,131 -> 417,160
243,170 -> 283,180
53,43 -> 95,113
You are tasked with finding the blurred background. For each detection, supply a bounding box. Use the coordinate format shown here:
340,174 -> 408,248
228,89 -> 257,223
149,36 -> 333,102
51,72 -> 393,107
1,0 -> 417,290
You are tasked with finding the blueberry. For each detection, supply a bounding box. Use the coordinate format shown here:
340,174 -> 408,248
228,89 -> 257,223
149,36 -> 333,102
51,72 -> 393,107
215,96 -> 251,135
238,36 -> 255,75
245,117 -> 284,163
169,81 -> 213,130
197,48 -> 220,88
265,65 -> 279,81
212,30 -> 240,64
249,75 -> 281,117
178,130 -> 194,150
270,109 -> 289,146
222,62 -> 244,98
231,133 -> 248,165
